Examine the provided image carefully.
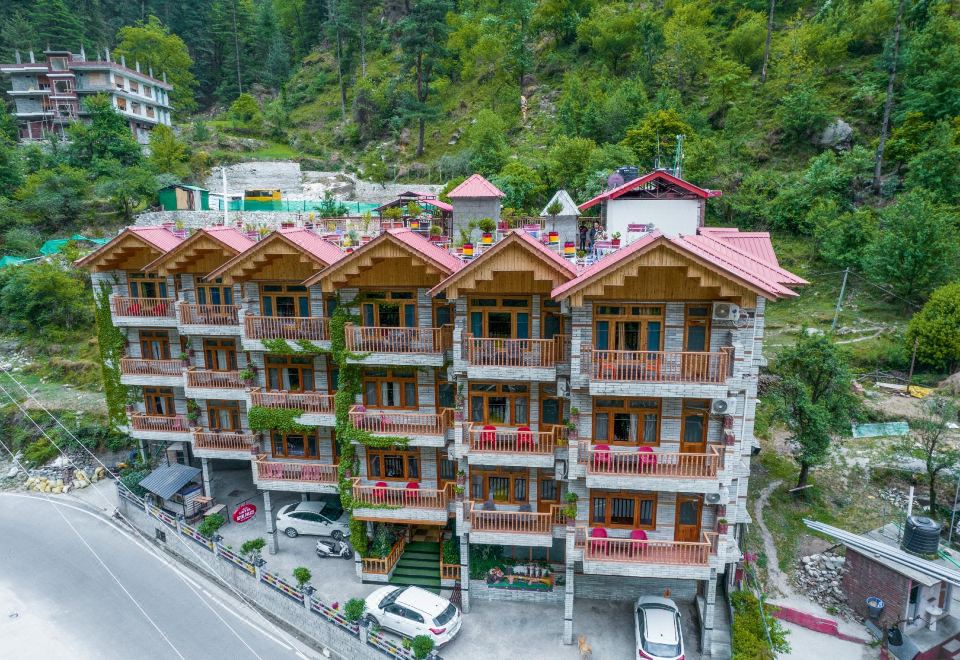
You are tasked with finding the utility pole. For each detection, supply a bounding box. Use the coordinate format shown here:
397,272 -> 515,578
907,337 -> 919,386
222,166 -> 229,226
831,268 -> 850,332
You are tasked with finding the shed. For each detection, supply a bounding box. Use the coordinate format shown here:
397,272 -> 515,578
540,190 -> 581,246
158,184 -> 210,211
139,463 -> 205,518
447,174 -> 504,242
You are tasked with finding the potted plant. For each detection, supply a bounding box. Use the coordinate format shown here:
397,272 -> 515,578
198,513 -> 225,539
611,232 -> 621,248
717,518 -> 729,534
454,484 -> 465,500
240,537 -> 266,563
562,492 -> 578,523
576,248 -> 587,260
569,407 -> 580,421
478,218 -> 496,245
411,635 -> 435,660
344,598 -> 366,623
456,469 -> 466,486
563,241 -> 576,257
429,225 -> 443,242
186,400 -> 201,427
292,566 -> 313,593
239,366 -> 256,386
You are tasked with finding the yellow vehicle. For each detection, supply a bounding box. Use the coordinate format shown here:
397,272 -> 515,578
244,189 -> 282,202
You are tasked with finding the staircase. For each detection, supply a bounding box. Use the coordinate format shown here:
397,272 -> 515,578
710,587 -> 733,658
389,541 -> 441,594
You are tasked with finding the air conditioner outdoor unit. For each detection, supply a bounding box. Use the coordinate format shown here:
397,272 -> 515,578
711,398 -> 738,416
712,302 -> 740,321
705,492 -> 722,504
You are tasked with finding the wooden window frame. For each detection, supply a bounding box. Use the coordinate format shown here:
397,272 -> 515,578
437,450 -> 457,487
362,368 -> 418,409
589,491 -> 657,530
468,297 -> 531,339
684,304 -> 711,352
542,300 -> 565,339
540,384 -> 564,427
592,398 -> 661,447
359,290 -> 417,328
260,283 -> 309,318
680,399 -> 710,450
436,371 -> 455,411
470,467 -> 529,504
469,382 -> 530,427
432,297 -> 454,329
592,304 -> 664,351
271,429 -> 320,459
196,278 -> 234,307
139,330 -> 171,360
128,272 -> 169,299
203,338 -> 237,371
366,448 -> 421,482
144,386 -> 175,416
207,400 -> 241,431
265,355 -> 315,393
538,470 -> 559,506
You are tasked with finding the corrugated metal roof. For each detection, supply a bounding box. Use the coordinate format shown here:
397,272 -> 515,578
129,226 -> 184,252
386,228 -> 464,273
540,190 -> 580,217
579,170 -> 721,211
278,227 -> 344,265
446,174 -> 505,199
699,228 -> 781,268
139,463 -> 201,500
203,226 -> 256,253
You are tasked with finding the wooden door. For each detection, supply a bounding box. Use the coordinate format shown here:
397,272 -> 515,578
679,402 -> 709,454
674,495 -> 702,542
537,474 -> 559,513
682,306 -> 711,378
140,331 -> 170,360
203,339 -> 237,371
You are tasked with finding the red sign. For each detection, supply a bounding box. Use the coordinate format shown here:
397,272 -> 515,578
232,503 -> 257,523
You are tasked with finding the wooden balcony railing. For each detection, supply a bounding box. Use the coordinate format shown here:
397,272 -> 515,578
186,369 -> 245,389
345,324 -> 452,354
362,537 -> 406,575
254,455 -> 338,484
464,334 -> 565,368
554,334 -> 571,362
130,414 -> 189,432
546,424 -> 571,447
111,296 -> 176,318
468,502 -> 565,534
467,424 -> 555,454
120,357 -> 183,376
249,388 -> 335,414
350,406 -> 453,437
580,444 -> 723,479
193,430 -> 256,452
581,345 -> 733,383
440,562 -> 461,581
244,315 -> 329,341
576,527 -> 717,566
178,303 -> 240,326
352,479 -> 452,510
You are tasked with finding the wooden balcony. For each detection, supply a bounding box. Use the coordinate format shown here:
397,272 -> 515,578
362,537 -> 406,575
345,324 -> 452,354
580,445 -> 723,479
254,455 -> 338,485
178,303 -> 240,326
349,406 -> 453,441
192,430 -> 256,453
576,527 -> 717,570
129,414 -> 189,433
466,502 -> 565,547
111,296 -> 176,319
440,562 -> 460,581
581,345 -> 733,384
464,335 -> 565,368
120,358 -> 183,376
249,388 -> 334,414
244,315 -> 328,341
467,425 -> 555,454
186,369 -> 245,389
351,479 -> 453,524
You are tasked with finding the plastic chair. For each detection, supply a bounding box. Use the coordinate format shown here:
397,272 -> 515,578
517,426 -> 533,450
629,528 -> 648,558
637,445 -> 658,472
480,425 -> 497,449
592,444 -> 612,471
373,481 -> 388,501
405,481 -> 420,503
589,527 -> 609,555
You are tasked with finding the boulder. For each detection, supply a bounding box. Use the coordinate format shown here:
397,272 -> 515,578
819,119 -> 853,150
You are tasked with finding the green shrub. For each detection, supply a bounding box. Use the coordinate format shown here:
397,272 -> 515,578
349,518 -> 368,555
906,282 -> 960,372
411,635 -> 435,660
730,591 -> 790,659
292,566 -> 312,589
23,438 -> 58,466
240,538 -> 266,561
198,513 -> 226,539
442,537 -> 460,564
344,597 -> 366,622
120,469 -> 149,497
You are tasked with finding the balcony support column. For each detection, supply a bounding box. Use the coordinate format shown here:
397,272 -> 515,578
200,458 -> 212,497
263,490 -> 278,555
700,568 -> 718,653
563,524 -> 575,645
459,531 -> 471,613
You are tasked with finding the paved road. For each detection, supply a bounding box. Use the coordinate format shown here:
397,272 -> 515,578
0,493 -> 317,660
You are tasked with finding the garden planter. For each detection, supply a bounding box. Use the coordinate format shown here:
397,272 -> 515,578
430,235 -> 444,243
410,220 -> 420,230
563,241 -> 575,257
454,410 -> 464,422
497,221 -> 509,232
611,239 -> 620,248
280,222 -> 294,229
717,523 -> 729,534
548,231 -> 559,244
481,232 -> 493,245
463,243 -> 474,258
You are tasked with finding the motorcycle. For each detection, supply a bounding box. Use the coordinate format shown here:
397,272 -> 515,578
316,538 -> 353,559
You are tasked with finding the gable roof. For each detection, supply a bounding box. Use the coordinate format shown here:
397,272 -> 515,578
698,227 -> 780,267
142,226 -> 255,274
551,228 -> 804,301
686,230 -> 806,286
446,174 -> 505,199
75,226 -> 182,270
540,190 -> 581,217
579,170 -> 721,211
303,228 -> 463,288
205,227 -> 343,282
430,230 -> 576,297
374,193 -> 453,213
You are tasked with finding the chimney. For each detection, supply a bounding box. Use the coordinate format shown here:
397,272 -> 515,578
79,45 -> 85,61
29,50 -> 35,63
14,50 -> 20,64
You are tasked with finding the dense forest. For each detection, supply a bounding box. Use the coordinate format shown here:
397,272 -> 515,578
0,0 -> 959,374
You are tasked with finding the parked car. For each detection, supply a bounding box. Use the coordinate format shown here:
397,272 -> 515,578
275,501 -> 350,540
364,586 -> 462,646
634,596 -> 684,660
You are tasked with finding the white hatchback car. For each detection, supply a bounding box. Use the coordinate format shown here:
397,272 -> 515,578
364,585 -> 462,647
275,501 -> 350,540
634,596 -> 685,660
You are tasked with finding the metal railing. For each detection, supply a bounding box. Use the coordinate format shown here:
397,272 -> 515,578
467,424 -> 555,454
249,388 -> 335,414
576,527 -> 717,566
581,345 -> 733,383
464,334 -> 564,368
362,537 -> 406,575
193,430 -> 256,452
580,444 -> 723,478
130,414 -> 189,432
111,296 -> 176,318
254,455 -> 338,484
178,303 -> 240,326
345,324 -> 452,353
186,369 -> 245,389
244,315 -> 328,340
352,479 -> 452,510
120,357 -> 183,376
468,502 -> 565,534
349,406 -> 453,437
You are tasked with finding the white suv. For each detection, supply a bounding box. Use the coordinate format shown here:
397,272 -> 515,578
364,586 -> 462,647
634,596 -> 685,660
275,501 -> 350,540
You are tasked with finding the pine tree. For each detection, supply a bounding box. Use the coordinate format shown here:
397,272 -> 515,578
399,0 -> 453,157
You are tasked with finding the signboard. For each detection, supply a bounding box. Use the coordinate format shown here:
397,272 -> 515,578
232,503 -> 257,523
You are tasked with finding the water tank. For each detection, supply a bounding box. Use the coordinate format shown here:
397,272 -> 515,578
617,166 -> 639,181
902,516 -> 941,556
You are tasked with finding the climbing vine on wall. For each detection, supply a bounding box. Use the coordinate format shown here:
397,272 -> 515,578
247,406 -> 312,433
94,282 -> 128,428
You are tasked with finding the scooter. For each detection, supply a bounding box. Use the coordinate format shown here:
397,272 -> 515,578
316,538 -> 352,559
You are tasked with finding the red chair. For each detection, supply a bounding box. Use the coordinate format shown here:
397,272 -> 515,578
373,481 -> 388,502
128,302 -> 142,316
480,425 -> 497,449
589,527 -> 609,555
630,528 -> 648,558
638,445 -> 657,473
517,426 -> 533,451
592,444 -> 612,471
405,481 -> 420,503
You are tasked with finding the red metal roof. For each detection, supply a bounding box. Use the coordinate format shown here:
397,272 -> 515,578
692,230 -> 805,285
203,226 -> 256,253
278,227 -> 344,265
128,226 -> 183,252
698,228 -> 781,268
386,228 -> 463,273
446,174 -> 505,199
579,170 -> 721,211
420,196 -> 453,212
511,230 -> 578,277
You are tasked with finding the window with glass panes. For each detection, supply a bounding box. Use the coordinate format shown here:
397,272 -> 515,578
540,384 -> 563,426
366,449 -> 420,481
128,272 -> 169,299
468,298 -> 531,339
260,284 -> 309,317
207,400 -> 241,431
590,491 -> 657,529
196,278 -> 233,306
469,383 -> 529,426
593,305 -> 664,351
203,338 -> 237,371
593,398 -> 660,446
359,291 -> 416,327
363,368 -> 417,408
684,305 -> 711,352
436,372 -> 455,409
265,355 -> 315,392
271,430 -> 320,458
144,387 -> 176,416
139,330 -> 171,360
433,295 -> 453,329
470,467 -> 528,503
542,299 -> 565,339
438,451 -> 456,486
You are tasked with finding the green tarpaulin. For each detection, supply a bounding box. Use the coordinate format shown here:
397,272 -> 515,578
39,235 -> 110,256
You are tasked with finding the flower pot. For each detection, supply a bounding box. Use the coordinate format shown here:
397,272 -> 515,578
410,220 -> 420,230
280,222 -> 294,228
611,238 -> 621,248
463,243 -> 474,258
454,410 -> 464,422
548,231 -> 559,244
481,232 -> 493,245
430,235 -> 444,243
717,523 -> 729,534
563,241 -> 575,256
